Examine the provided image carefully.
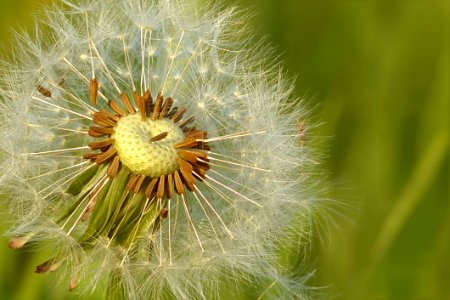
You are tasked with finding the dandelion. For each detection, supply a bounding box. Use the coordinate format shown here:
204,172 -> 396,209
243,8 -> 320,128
0,0 -> 318,298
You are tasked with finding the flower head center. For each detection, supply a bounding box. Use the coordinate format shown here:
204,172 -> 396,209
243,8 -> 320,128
112,114 -> 184,177
83,90 -> 210,198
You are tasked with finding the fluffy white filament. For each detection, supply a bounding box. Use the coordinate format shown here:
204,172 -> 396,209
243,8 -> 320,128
0,0 -> 318,299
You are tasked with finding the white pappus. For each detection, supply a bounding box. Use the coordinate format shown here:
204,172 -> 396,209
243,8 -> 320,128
0,0 -> 320,299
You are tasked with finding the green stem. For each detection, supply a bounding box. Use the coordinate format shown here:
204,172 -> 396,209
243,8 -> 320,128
361,131 -> 449,290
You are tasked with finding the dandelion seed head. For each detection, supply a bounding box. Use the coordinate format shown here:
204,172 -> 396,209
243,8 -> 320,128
0,0 -> 319,298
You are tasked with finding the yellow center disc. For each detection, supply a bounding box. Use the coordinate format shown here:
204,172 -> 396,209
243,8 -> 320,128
111,114 -> 184,177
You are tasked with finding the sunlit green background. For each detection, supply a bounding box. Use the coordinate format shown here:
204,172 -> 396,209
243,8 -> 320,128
0,0 -> 448,299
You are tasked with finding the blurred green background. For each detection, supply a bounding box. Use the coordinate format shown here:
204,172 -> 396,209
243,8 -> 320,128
0,0 -> 448,299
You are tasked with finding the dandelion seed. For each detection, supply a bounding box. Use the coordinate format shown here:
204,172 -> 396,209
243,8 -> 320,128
0,0 -> 319,299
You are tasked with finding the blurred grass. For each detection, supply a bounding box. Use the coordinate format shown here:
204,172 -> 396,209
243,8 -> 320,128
234,1 -> 449,300
0,0 -> 448,299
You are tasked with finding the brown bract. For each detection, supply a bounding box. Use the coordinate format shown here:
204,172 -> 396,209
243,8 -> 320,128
81,78 -> 210,202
